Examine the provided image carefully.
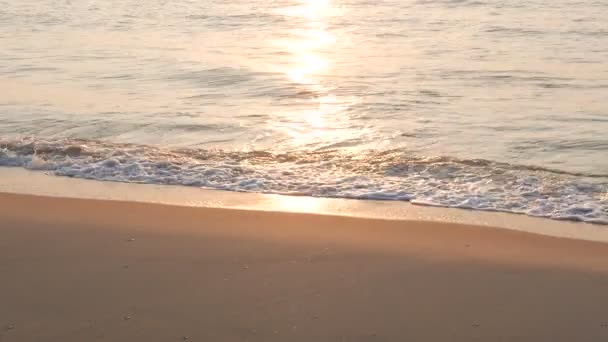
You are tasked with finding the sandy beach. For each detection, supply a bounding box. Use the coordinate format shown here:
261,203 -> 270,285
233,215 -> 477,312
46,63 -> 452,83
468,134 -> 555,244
1,190 -> 608,342
3,0 -> 608,340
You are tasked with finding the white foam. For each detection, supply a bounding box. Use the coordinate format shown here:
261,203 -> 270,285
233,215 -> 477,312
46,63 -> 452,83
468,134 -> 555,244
1,138 -> 607,225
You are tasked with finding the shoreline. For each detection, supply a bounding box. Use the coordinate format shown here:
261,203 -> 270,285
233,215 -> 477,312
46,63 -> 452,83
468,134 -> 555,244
1,137 -> 607,226
1,190 -> 608,341
0,167 -> 607,243
2,191 -> 608,270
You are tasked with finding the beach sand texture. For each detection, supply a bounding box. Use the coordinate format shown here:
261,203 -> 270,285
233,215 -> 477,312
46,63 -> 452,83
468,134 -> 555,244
1,192 -> 608,342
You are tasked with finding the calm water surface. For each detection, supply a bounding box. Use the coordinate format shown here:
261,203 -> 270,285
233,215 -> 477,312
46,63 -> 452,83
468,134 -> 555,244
1,0 -> 607,222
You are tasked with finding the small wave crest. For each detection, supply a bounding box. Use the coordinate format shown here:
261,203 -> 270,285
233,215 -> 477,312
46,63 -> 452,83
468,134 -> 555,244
1,138 -> 607,224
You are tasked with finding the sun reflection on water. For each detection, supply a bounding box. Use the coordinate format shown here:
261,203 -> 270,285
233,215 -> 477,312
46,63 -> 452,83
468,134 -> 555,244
281,0 -> 335,85
270,0 -> 365,150
287,53 -> 329,84
267,194 -> 324,213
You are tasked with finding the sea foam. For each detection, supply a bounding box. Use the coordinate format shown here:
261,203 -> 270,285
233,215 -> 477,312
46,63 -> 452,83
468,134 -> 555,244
1,138 -> 607,224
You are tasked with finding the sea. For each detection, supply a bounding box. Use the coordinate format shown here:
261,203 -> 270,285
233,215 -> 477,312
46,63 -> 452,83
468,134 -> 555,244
1,0 -> 607,223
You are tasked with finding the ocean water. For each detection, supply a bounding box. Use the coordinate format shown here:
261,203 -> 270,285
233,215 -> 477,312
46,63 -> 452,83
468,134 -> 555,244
1,0 -> 607,223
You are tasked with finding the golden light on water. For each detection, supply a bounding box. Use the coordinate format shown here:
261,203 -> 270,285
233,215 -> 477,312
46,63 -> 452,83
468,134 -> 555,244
282,0 -> 332,20
270,0 -> 364,150
267,194 -> 324,213
281,0 -> 335,84
287,53 -> 329,84
305,0 -> 330,6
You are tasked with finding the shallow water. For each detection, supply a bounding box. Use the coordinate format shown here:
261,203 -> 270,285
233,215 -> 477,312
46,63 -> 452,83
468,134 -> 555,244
1,0 -> 607,223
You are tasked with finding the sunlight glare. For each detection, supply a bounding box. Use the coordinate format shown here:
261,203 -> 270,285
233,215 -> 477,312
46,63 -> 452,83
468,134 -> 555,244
288,54 -> 328,84
269,194 -> 323,213
282,0 -> 335,84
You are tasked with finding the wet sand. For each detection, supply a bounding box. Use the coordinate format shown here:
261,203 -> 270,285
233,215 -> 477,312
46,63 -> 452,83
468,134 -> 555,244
1,192 -> 608,342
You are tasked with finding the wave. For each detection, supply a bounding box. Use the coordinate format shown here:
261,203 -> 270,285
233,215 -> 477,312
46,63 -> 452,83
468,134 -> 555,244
1,137 -> 607,224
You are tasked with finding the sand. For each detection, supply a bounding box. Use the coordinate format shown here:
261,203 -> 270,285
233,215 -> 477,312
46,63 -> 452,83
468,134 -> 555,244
1,191 -> 608,342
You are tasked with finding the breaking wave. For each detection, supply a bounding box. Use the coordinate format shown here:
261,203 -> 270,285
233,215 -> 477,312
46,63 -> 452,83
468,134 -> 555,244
1,137 -> 607,224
